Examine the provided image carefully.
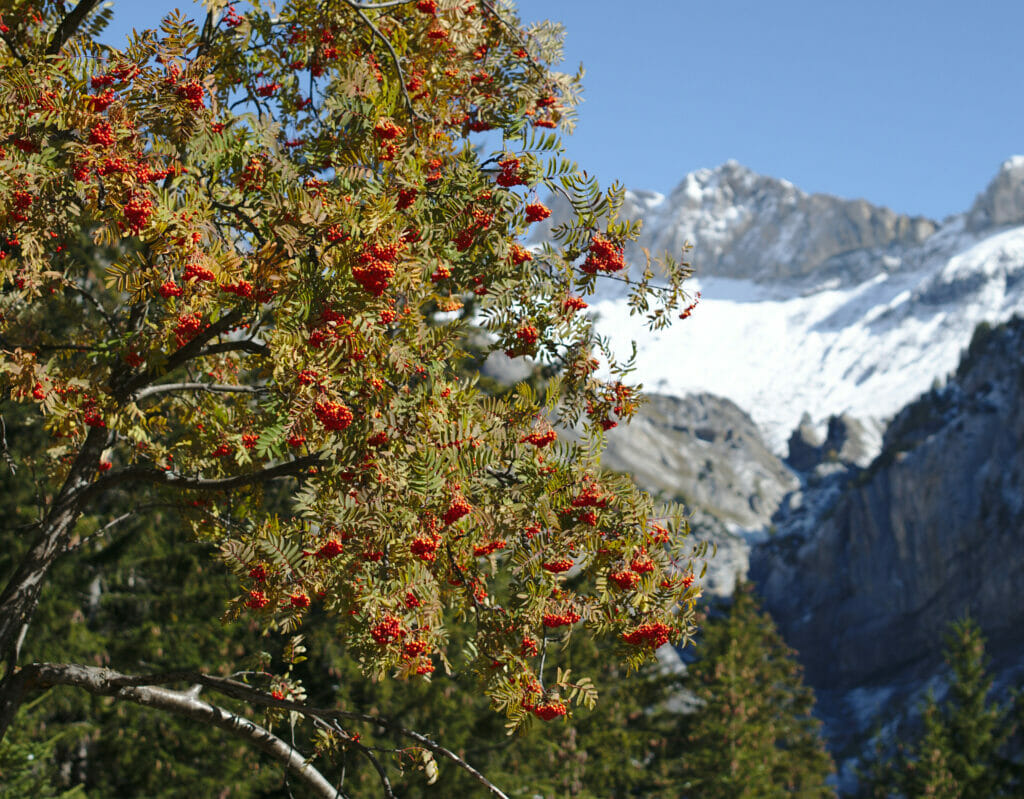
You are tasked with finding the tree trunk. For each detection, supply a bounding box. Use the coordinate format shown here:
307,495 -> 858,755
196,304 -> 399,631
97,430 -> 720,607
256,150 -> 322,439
0,426 -> 107,741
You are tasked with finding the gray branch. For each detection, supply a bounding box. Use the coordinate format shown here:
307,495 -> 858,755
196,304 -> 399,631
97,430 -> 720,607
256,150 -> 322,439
132,382 -> 269,403
15,663 -> 343,799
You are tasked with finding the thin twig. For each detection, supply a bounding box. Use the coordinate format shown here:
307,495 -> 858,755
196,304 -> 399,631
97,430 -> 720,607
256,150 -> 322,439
84,453 -> 324,499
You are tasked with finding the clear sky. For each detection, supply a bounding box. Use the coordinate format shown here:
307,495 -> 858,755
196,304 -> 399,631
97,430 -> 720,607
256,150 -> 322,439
100,0 -> 1023,220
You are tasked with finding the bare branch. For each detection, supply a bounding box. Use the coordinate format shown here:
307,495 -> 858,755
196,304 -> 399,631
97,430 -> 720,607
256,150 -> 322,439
210,200 -> 267,245
132,382 -> 269,403
21,666 -> 511,798
0,28 -> 26,65
347,0 -> 417,8
0,413 -> 15,474
16,663 -> 344,799
115,309 -> 250,400
194,339 -> 270,359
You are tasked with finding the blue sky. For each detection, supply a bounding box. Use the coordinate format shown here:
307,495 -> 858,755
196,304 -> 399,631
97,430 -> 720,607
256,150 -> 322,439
101,1 -> 1023,220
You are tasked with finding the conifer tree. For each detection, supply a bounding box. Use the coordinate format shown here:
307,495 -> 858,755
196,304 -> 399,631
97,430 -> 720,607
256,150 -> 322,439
860,617 -> 1021,799
671,582 -> 835,798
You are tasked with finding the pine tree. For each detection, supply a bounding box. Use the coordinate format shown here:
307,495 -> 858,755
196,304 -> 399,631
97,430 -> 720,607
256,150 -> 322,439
671,582 -> 835,798
860,617 -> 1021,798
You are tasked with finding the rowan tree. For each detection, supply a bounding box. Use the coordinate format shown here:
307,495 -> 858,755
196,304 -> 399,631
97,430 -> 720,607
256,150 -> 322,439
0,0 -> 699,794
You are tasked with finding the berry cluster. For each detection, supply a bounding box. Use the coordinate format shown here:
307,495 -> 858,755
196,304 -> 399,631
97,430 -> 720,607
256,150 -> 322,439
86,88 -> 116,112
370,614 -> 404,645
123,195 -> 154,233
581,235 -> 625,274
221,279 -> 255,299
608,569 -> 640,590
411,532 -> 441,562
473,539 -> 506,557
184,262 -> 215,282
174,312 -> 205,346
622,621 -> 673,648
397,187 -> 417,210
373,119 -> 404,160
562,296 -> 588,313
523,429 -> 556,447
571,483 -> 607,509
245,589 -> 269,609
542,610 -> 580,628
678,291 -> 701,320
510,243 -> 532,264
314,399 -> 353,431
314,539 -> 343,560
177,80 -> 205,110
443,493 -> 471,526
89,121 -> 116,147
532,700 -> 567,721
353,241 -> 401,296
159,280 -> 183,298
542,558 -> 573,574
496,157 -> 525,188
524,202 -> 550,223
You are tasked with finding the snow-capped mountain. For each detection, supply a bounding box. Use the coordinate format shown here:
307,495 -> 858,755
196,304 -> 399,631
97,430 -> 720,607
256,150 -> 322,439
591,157 -> 1024,456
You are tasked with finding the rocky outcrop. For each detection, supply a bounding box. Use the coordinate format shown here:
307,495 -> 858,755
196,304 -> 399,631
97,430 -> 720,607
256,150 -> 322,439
600,392 -> 797,530
751,317 -> 1024,729
785,413 -> 880,472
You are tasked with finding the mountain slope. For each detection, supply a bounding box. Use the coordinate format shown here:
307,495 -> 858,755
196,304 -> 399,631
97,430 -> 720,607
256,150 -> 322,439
590,158 -> 1024,455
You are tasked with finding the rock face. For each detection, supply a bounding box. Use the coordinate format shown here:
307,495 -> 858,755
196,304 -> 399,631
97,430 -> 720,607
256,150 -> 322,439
600,392 -> 797,530
751,317 -> 1024,732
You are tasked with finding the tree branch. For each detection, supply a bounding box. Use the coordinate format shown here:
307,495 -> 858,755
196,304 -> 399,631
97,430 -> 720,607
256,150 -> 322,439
13,662 -> 344,799
115,308 -> 250,401
132,382 -> 269,403
46,0 -> 101,55
85,454 -> 323,499
18,666 -> 511,798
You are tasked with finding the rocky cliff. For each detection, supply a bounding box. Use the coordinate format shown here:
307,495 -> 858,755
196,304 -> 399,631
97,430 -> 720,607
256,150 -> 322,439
750,316 -> 1024,752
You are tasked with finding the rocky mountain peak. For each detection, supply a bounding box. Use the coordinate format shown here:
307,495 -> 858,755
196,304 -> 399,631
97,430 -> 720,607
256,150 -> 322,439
967,155 -> 1024,232
630,162 -> 937,285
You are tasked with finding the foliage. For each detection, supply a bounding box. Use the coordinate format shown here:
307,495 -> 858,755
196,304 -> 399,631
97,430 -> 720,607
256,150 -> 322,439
0,0 -> 701,791
667,582 -> 836,798
859,618 -> 1023,799
0,464 -> 683,797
